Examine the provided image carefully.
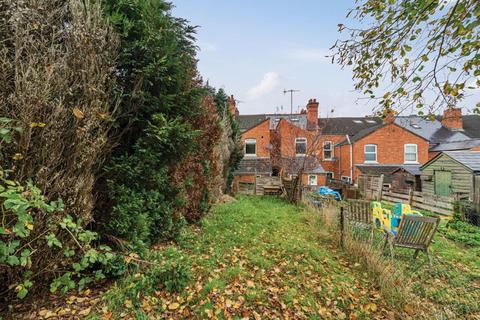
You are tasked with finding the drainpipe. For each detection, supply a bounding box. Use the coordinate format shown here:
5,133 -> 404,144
346,134 -> 353,181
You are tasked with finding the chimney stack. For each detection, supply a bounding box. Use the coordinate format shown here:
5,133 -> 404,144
227,95 -> 239,117
383,109 -> 396,124
442,107 -> 463,130
306,98 -> 319,130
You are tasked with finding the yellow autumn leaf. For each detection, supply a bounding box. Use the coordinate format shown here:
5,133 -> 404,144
12,153 -> 23,161
24,220 -> 34,231
404,303 -> 415,315
73,107 -> 84,119
168,302 -> 180,310
124,299 -> 133,308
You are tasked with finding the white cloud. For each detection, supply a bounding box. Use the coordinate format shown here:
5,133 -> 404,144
247,72 -> 280,100
287,49 -> 330,62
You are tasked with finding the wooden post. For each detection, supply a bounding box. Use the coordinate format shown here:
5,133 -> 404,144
339,207 -> 345,248
378,174 -> 385,201
408,188 -> 413,206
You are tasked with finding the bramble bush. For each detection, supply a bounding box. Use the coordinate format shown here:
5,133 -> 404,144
0,120 -> 115,301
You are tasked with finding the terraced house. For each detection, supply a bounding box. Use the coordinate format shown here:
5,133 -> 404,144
231,97 -> 480,193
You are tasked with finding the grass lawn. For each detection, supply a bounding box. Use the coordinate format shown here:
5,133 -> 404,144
345,200 -> 480,318
97,197 -> 396,319
391,222 -> 480,318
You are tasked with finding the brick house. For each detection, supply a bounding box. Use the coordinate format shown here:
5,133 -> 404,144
232,96 -> 480,192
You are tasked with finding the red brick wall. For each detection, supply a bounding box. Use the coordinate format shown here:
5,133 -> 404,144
316,134 -> 345,178
351,124 -> 429,180
337,144 -> 352,180
241,120 -> 271,158
276,119 -> 316,157
232,175 -> 255,193
301,173 -> 327,187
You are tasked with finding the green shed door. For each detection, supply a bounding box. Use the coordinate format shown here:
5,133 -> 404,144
435,171 -> 452,196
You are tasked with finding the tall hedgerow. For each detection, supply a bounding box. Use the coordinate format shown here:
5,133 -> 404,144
96,0 -> 231,247
0,0 -> 118,301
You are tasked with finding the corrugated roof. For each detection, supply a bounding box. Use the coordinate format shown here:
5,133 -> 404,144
444,151 -> 480,172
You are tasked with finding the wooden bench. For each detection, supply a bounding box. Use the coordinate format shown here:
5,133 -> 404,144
383,215 -> 440,264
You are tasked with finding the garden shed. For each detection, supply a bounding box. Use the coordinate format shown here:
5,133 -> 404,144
391,165 -> 422,193
421,151 -> 480,207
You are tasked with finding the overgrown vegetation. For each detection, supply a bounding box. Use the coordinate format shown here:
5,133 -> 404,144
95,0 -> 241,248
438,214 -> 480,247
311,199 -> 480,319
0,0 -> 242,307
0,0 -> 119,302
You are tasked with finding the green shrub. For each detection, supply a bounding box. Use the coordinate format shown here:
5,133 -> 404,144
439,219 -> 480,247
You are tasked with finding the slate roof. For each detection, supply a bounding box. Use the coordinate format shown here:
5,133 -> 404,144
234,156 -> 324,175
443,151 -> 480,172
395,116 -> 470,144
356,164 -> 401,175
430,139 -> 480,152
280,156 -> 325,174
238,113 -> 480,150
237,115 -> 269,132
317,117 -> 382,135
237,114 -> 307,132
393,165 -> 422,176
460,115 -> 480,138
235,157 -> 271,174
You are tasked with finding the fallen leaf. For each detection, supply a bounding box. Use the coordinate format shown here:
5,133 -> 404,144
73,108 -> 84,119
168,302 -> 180,310
78,307 -> 91,316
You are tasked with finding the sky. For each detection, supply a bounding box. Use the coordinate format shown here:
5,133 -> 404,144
172,0 -> 477,117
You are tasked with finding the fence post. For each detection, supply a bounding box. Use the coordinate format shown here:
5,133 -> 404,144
408,188 -> 413,205
339,206 -> 345,248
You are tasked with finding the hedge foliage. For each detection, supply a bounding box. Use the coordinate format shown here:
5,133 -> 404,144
0,0 -> 242,303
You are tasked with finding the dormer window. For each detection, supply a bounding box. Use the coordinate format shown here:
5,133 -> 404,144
295,138 -> 307,155
245,139 -> 256,156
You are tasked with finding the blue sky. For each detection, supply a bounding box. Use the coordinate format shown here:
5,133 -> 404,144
172,0 -> 477,117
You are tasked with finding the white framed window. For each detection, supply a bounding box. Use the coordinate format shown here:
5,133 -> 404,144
245,139 -> 256,156
404,144 -> 418,163
341,176 -> 352,184
323,141 -> 333,160
364,144 -> 377,163
295,137 -> 307,155
308,175 -> 318,186
326,172 -> 334,181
